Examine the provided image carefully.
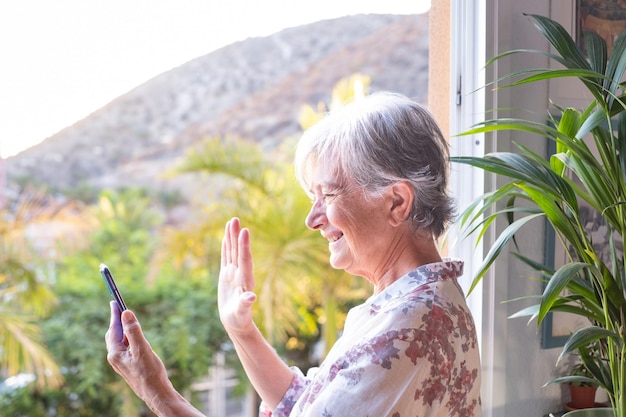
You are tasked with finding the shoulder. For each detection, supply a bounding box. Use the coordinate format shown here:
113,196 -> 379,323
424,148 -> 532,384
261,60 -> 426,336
368,259 -> 467,316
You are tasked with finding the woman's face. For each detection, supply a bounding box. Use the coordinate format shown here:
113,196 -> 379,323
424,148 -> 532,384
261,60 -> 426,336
304,165 -> 392,278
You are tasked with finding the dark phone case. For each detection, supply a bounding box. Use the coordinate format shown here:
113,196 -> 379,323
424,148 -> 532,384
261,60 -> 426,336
100,264 -> 128,311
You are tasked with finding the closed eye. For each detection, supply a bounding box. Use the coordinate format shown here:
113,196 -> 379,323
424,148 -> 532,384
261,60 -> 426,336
323,193 -> 341,205
308,193 -> 337,206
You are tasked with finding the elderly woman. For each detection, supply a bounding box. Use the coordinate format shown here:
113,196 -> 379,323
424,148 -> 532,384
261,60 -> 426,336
106,92 -> 482,417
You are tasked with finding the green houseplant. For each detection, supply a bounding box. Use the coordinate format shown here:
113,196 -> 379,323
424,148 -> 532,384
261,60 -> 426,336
451,14 -> 626,416
564,343 -> 603,410
568,362 -> 599,409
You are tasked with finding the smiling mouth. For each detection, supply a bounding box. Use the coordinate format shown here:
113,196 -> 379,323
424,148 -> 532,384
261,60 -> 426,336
329,233 -> 343,242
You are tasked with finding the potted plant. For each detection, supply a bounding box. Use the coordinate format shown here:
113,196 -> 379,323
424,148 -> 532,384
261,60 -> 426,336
452,14 -> 626,417
567,362 -> 599,410
558,342 -> 604,411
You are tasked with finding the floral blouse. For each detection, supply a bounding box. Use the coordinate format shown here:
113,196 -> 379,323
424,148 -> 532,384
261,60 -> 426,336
260,259 -> 482,417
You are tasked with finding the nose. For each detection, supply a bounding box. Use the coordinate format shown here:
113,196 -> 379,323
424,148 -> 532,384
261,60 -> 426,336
305,197 -> 326,230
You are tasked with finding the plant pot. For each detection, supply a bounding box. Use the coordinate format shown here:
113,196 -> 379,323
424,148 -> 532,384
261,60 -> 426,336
563,408 -> 614,417
569,385 -> 598,409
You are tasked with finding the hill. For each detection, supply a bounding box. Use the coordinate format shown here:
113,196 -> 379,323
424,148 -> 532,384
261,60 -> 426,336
4,13 -> 429,195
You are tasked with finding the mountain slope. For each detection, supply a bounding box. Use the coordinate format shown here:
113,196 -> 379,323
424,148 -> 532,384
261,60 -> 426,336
6,13 -> 429,193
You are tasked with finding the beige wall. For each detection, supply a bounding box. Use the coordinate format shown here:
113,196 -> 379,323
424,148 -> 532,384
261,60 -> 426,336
428,0 -> 451,140
429,0 -> 450,256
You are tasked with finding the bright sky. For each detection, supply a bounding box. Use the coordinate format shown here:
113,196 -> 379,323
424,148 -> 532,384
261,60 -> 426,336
0,0 -> 430,159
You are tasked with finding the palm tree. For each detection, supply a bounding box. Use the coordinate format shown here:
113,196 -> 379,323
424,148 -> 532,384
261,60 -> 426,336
168,75 -> 371,355
170,136 -> 341,348
0,188 -> 88,390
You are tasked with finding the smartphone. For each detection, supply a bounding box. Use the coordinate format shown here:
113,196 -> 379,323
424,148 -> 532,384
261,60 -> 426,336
99,263 -> 128,312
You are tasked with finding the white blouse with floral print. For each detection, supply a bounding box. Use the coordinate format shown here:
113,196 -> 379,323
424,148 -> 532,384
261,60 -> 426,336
259,259 -> 482,417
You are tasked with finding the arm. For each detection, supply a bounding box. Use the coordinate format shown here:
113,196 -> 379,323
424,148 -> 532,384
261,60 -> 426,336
218,218 -> 295,409
105,303 -> 206,417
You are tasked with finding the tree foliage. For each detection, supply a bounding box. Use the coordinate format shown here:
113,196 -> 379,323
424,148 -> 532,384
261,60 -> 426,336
170,75 -> 373,363
0,188 -> 88,391
1,189 -> 227,416
2,74 -> 377,416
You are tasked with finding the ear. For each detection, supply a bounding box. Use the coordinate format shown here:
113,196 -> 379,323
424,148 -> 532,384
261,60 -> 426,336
387,181 -> 414,227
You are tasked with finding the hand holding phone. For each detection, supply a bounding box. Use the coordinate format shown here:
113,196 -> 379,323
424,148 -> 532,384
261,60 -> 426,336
100,263 -> 128,311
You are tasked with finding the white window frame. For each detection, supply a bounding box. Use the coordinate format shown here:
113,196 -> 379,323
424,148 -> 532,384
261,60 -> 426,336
447,1 -> 495,415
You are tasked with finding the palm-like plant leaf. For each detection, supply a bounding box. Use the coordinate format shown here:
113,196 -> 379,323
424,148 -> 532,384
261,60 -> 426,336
0,188 -> 88,389
452,13 -> 626,414
0,311 -> 63,389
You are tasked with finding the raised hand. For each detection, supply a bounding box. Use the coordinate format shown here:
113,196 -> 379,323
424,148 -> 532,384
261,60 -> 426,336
218,217 -> 257,337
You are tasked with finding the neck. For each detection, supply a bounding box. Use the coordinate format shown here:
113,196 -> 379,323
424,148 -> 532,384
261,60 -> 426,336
371,236 -> 442,294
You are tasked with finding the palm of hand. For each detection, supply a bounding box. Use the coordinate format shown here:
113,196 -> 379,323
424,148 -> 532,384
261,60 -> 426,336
218,218 -> 256,335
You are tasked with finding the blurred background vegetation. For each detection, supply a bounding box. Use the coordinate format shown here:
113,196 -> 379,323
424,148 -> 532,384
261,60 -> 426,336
0,77 -> 371,416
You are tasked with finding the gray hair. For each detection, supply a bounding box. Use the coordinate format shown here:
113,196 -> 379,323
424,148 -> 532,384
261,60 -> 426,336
294,91 -> 455,238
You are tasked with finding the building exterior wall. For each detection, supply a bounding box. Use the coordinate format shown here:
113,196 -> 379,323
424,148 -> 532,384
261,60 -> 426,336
429,0 -> 451,138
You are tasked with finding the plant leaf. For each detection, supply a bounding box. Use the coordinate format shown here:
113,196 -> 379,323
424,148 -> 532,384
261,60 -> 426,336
539,262 -> 588,323
558,325 -> 621,363
469,213 -> 544,294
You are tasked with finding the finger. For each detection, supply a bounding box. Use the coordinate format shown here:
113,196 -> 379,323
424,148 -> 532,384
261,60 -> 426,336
229,217 -> 240,266
239,290 -> 257,308
105,300 -> 125,352
221,221 -> 230,267
121,310 -> 149,354
109,300 -> 122,331
238,228 -> 255,290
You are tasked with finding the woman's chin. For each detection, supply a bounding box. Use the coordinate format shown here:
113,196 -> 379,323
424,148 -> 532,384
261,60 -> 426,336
329,253 -> 353,273
328,255 -> 344,270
